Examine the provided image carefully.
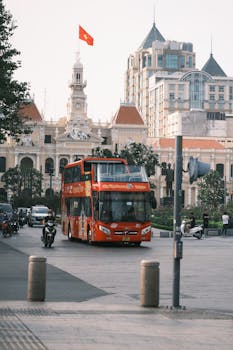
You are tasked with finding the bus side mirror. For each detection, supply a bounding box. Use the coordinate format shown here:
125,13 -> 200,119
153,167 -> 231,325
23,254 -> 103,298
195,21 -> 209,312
150,191 -> 157,209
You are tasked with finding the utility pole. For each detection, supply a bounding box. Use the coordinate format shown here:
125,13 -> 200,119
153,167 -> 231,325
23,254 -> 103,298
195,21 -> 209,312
172,135 -> 183,308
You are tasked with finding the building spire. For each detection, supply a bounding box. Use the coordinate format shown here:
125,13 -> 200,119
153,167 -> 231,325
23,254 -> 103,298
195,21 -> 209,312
153,3 -> 156,25
210,33 -> 213,55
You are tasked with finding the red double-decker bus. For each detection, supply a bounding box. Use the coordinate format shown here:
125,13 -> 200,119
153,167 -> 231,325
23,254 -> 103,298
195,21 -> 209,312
61,157 -> 155,246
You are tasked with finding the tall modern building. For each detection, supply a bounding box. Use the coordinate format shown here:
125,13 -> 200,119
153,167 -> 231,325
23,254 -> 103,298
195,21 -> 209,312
124,21 -> 195,136
149,53 -> 233,138
124,21 -> 233,139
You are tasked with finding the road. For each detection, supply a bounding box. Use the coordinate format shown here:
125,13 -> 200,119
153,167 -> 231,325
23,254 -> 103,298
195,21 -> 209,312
1,224 -> 233,310
1,225 -> 233,350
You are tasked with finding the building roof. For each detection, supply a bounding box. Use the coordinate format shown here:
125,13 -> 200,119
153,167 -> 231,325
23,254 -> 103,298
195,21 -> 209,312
138,22 -> 165,50
18,101 -> 43,122
201,53 -> 227,77
154,138 -> 224,150
112,104 -> 145,125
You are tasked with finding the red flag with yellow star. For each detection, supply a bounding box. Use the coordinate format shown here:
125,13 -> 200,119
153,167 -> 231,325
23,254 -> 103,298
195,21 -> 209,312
79,25 -> 94,46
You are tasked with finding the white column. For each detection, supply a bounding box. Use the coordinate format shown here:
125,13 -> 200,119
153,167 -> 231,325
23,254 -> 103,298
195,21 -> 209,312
55,155 -> 59,177
195,186 -> 198,206
36,153 -> 40,170
225,153 -> 230,181
14,152 -> 19,167
187,187 -> 192,207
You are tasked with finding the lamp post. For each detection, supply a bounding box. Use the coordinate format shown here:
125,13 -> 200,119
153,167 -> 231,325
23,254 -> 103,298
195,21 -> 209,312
172,135 -> 183,308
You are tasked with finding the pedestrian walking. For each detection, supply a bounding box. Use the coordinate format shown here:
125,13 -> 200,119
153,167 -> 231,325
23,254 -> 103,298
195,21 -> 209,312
221,211 -> 229,236
202,209 -> 209,236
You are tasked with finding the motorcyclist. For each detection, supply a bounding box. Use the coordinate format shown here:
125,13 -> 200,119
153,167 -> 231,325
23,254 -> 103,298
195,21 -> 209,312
11,209 -> 19,232
11,209 -> 19,226
2,211 -> 11,236
42,209 -> 56,240
18,209 -> 25,227
3,211 -> 8,221
189,212 -> 196,228
184,212 -> 196,233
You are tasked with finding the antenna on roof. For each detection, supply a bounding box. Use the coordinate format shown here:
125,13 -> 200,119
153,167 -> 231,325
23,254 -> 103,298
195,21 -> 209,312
210,33 -> 213,55
153,3 -> 156,25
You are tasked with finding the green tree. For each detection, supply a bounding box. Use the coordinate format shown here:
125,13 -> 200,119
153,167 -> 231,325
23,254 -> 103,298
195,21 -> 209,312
92,143 -> 159,178
1,165 -> 43,203
0,0 -> 31,144
119,142 -> 158,177
92,147 -> 113,158
197,170 -> 225,209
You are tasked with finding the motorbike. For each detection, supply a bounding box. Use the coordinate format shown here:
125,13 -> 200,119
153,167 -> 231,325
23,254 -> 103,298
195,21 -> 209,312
41,220 -> 56,248
2,219 -> 12,238
180,219 -> 203,239
19,216 -> 27,228
10,220 -> 19,234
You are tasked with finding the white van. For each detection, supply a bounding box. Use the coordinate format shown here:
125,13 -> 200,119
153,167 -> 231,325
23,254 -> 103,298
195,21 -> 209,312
28,205 -> 49,227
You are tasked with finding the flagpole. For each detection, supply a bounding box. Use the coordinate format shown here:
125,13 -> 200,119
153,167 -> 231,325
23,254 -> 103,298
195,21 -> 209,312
77,25 -> 81,61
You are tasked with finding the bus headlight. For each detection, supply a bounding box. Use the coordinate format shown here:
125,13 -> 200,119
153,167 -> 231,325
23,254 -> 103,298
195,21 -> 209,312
99,225 -> 111,235
141,226 -> 151,235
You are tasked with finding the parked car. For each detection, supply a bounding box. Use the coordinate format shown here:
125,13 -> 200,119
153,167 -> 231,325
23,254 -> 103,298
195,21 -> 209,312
0,203 -> 13,229
28,205 -> 49,227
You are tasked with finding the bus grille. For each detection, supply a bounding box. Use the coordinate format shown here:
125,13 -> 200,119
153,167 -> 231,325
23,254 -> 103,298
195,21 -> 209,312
114,231 -> 138,235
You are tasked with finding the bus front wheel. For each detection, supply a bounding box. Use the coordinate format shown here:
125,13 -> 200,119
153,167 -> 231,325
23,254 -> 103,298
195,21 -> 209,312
68,227 -> 73,241
87,228 -> 92,245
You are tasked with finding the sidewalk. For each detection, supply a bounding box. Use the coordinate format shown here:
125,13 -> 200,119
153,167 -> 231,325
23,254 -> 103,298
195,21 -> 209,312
0,236 -> 233,350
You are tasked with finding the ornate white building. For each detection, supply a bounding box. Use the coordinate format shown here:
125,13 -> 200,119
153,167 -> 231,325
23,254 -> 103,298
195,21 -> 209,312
0,54 -> 146,202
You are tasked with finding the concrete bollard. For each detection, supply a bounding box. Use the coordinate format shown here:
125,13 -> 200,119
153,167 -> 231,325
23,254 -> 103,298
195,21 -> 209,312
27,256 -> 47,302
140,260 -> 160,307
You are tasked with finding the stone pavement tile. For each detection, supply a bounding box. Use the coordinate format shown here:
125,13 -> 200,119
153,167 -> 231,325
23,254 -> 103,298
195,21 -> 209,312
7,311 -> 233,350
0,301 -> 233,350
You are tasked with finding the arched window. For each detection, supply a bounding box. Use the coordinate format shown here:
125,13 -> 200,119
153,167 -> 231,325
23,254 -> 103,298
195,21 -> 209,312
59,158 -> 68,173
216,163 -> 224,178
20,157 -> 33,169
45,158 -> 54,173
181,71 -> 213,110
76,73 -> 81,83
0,188 -> 7,201
0,157 -> 6,172
45,188 -> 54,197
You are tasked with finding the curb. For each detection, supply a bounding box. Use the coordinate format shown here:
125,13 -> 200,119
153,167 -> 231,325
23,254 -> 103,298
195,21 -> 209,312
152,228 -> 233,238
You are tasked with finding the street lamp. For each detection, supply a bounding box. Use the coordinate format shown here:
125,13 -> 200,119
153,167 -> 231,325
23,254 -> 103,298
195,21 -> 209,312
172,136 -> 183,308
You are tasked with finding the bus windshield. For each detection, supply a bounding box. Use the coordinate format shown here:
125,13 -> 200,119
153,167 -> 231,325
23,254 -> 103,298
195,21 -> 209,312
95,191 -> 151,223
95,163 -> 148,183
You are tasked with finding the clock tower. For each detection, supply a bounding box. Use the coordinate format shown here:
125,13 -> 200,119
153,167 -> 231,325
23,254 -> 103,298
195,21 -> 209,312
66,52 -> 91,139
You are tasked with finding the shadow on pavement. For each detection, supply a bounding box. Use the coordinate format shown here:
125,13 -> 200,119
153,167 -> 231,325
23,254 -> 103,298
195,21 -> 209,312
0,241 -> 108,302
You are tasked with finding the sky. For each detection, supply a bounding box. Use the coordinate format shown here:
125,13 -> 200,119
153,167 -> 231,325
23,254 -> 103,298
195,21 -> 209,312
4,0 -> 233,123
